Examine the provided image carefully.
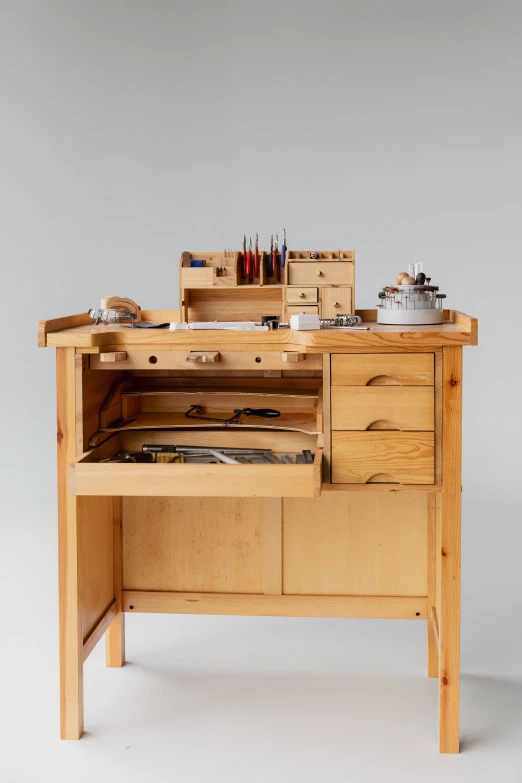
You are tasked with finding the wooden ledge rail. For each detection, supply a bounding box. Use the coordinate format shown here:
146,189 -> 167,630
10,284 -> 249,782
122,592 -> 427,620
82,599 -> 118,662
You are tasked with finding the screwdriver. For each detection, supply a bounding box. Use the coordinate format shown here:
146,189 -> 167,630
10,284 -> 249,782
274,234 -> 280,282
242,234 -> 247,279
248,236 -> 253,283
254,232 -> 260,278
281,228 -> 287,268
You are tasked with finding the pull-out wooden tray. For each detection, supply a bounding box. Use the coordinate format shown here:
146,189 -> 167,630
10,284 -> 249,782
70,431 -> 322,498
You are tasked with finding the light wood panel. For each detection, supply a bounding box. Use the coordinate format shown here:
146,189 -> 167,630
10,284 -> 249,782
439,346 -> 463,753
332,432 -> 434,484
123,591 -> 426,619
288,261 -> 354,286
56,347 -> 83,740
78,496 -> 114,641
282,492 -> 428,596
332,353 -> 435,386
123,497 -> 282,594
332,386 -> 434,431
320,287 -> 352,319
186,287 -> 283,322
83,600 -> 117,662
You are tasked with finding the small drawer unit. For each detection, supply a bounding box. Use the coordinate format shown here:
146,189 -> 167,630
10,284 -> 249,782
288,261 -> 354,287
286,287 -> 318,305
331,387 -> 434,431
332,432 -> 435,485
330,352 -> 436,485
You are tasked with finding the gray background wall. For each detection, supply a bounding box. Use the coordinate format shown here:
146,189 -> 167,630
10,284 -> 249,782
1,1 -> 521,780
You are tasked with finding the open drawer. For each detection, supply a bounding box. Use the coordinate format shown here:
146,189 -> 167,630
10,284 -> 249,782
70,430 -> 322,498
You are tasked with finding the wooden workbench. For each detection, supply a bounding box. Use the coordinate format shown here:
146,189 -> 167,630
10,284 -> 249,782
39,307 -> 477,753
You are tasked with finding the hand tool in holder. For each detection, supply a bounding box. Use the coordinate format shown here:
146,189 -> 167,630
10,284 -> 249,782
184,405 -> 281,425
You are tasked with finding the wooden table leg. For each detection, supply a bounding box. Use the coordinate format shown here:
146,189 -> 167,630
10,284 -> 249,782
57,348 -> 84,739
106,498 -> 126,667
427,492 -> 439,678
439,346 -> 462,753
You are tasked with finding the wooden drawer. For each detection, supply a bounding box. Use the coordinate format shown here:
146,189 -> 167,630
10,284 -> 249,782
332,432 -> 434,484
331,387 -> 434,431
332,354 -> 434,386
286,287 -> 318,304
91,350 -> 323,371
320,287 -> 353,318
71,433 -> 322,498
286,305 -> 319,316
288,262 -> 354,287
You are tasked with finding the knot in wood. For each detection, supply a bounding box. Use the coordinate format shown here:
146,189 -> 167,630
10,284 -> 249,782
441,547 -> 447,557
57,430 -> 63,442
450,378 -> 458,387
442,676 -> 448,686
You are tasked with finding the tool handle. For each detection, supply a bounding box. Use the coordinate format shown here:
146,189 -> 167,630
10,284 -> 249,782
281,243 -> 287,268
241,253 -> 247,279
142,444 -> 177,453
254,247 -> 259,278
275,250 -> 281,282
247,249 -> 253,283
241,408 -> 281,418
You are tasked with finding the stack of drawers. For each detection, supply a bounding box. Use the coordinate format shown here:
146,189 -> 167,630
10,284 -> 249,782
331,354 -> 435,485
285,251 -> 354,320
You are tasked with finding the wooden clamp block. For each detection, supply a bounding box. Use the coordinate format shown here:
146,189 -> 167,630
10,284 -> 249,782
99,351 -> 128,363
186,351 -> 221,363
282,352 -> 305,363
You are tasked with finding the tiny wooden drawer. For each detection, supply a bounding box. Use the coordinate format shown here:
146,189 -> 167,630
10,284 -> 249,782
320,287 -> 352,318
286,305 -> 320,316
90,350 -> 323,372
286,287 -> 318,304
331,387 -> 434,431
71,433 -> 323,498
332,432 -> 434,485
332,354 -> 434,386
288,262 -> 354,287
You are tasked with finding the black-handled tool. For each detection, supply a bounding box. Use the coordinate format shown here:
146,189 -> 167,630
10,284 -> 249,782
184,405 -> 280,425
239,408 -> 280,418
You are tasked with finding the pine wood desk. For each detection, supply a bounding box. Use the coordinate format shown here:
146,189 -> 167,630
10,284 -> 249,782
39,308 -> 477,752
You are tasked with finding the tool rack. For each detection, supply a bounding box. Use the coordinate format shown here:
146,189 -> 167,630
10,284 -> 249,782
39,290 -> 477,753
179,249 -> 355,322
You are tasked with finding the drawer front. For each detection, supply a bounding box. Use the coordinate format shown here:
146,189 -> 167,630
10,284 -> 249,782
288,262 -> 354,287
286,287 -> 318,304
72,434 -> 323,498
91,350 -> 323,371
320,287 -> 353,318
286,305 -> 319,316
331,387 -> 434,431
332,354 -> 434,386
332,432 -> 434,484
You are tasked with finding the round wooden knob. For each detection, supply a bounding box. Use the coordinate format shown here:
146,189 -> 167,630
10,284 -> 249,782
299,293 -> 305,298
317,270 -> 323,277
333,301 -> 340,308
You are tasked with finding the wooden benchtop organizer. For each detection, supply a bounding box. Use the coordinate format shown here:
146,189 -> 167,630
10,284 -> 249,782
39,258 -> 477,754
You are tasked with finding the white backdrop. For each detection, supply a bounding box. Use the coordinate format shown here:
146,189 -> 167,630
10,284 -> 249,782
1,1 -> 521,780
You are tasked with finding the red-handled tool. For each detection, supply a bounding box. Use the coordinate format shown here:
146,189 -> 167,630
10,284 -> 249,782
254,233 -> 259,278
247,237 -> 253,283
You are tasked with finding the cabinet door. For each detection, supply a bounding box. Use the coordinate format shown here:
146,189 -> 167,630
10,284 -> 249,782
321,287 -> 352,318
